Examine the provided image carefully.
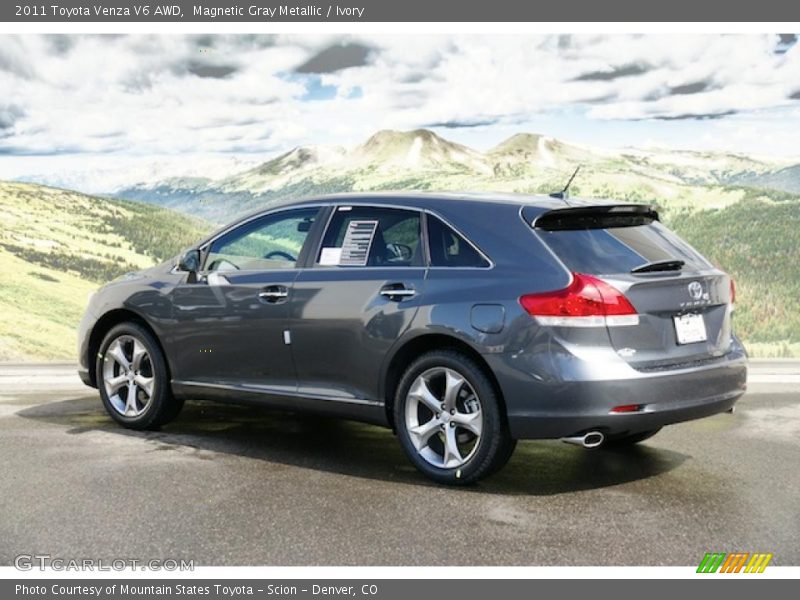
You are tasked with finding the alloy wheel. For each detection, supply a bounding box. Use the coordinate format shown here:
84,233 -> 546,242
102,335 -> 155,418
404,367 -> 483,469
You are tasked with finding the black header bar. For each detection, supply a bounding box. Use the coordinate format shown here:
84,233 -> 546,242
4,0 -> 800,22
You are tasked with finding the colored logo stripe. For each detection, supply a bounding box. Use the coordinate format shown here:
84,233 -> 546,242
720,553 -> 749,573
744,553 -> 773,573
697,553 -> 726,573
697,552 -> 772,573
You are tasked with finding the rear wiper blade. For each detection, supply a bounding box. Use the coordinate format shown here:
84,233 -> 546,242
630,259 -> 685,273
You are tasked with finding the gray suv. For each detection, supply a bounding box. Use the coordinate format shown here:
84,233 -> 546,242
78,193 -> 747,484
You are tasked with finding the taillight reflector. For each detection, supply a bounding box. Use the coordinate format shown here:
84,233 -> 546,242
610,404 -> 644,414
520,273 -> 639,328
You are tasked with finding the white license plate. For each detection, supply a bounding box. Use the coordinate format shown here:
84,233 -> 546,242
673,313 -> 707,345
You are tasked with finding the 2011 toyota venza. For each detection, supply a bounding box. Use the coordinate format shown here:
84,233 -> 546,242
78,193 -> 747,484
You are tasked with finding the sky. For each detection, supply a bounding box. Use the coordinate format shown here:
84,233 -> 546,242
1,33 -> 799,192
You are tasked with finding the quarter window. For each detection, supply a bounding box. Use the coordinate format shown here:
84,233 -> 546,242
206,208 -> 319,272
427,216 -> 489,268
318,207 -> 424,267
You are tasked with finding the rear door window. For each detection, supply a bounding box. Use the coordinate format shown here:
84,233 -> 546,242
317,206 -> 424,267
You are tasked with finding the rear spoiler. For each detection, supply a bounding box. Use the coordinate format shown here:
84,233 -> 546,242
525,204 -> 660,231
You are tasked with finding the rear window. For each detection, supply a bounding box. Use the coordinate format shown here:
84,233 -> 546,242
534,213 -> 710,275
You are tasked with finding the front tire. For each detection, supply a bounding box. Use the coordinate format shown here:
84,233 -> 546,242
394,350 -> 514,485
96,322 -> 183,430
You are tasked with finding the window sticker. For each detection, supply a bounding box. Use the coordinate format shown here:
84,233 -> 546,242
319,247 -> 342,266
339,220 -> 379,266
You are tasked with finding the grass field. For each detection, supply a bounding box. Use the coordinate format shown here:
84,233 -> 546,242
0,181 -> 210,360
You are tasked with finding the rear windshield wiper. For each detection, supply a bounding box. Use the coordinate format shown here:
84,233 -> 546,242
630,259 -> 685,273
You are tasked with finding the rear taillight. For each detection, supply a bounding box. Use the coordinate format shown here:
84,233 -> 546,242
729,277 -> 736,306
519,273 -> 638,327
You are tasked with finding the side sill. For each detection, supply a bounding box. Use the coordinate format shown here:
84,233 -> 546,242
171,380 -> 389,428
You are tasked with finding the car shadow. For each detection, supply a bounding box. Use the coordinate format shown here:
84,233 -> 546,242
18,396 -> 689,496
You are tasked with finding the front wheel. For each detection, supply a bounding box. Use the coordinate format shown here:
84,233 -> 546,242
96,322 -> 183,430
394,350 -> 514,485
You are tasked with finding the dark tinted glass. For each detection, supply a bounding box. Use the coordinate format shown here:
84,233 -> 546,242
427,216 -> 489,268
538,221 -> 711,275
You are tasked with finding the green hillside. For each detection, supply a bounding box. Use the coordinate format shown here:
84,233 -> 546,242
667,194 -> 800,357
0,182 -> 210,360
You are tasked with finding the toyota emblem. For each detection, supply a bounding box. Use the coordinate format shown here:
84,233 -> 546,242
688,281 -> 704,300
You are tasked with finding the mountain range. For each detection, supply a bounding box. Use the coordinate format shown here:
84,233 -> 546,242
117,129 -> 800,222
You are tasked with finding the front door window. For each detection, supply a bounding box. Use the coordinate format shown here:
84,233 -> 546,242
206,208 -> 319,272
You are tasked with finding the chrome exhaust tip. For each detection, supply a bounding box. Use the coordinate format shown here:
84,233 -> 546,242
561,431 -> 605,449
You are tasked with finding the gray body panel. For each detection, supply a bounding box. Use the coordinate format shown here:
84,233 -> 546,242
78,192 -> 747,438
290,266 -> 426,401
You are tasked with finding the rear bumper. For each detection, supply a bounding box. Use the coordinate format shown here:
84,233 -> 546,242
507,386 -> 742,439
487,345 -> 747,440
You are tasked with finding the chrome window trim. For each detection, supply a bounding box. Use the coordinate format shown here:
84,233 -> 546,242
173,263 -> 302,277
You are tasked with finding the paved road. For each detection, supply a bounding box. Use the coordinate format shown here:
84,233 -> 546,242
0,361 -> 798,566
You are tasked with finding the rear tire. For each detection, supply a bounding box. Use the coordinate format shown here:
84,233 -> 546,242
603,428 -> 661,447
95,322 -> 183,430
394,350 -> 514,485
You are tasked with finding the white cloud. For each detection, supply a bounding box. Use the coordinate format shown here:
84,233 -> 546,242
1,33 -> 799,190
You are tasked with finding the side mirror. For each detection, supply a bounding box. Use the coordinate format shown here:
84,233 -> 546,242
178,249 -> 201,273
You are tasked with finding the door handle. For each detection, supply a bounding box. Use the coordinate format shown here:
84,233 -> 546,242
258,285 -> 289,303
379,284 -> 416,301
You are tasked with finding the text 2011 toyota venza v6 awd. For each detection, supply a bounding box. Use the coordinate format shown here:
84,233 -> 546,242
78,193 -> 747,484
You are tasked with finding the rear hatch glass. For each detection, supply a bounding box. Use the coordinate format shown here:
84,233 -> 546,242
530,205 -> 734,368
